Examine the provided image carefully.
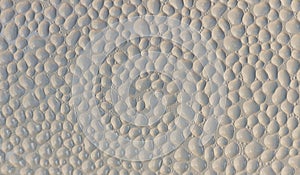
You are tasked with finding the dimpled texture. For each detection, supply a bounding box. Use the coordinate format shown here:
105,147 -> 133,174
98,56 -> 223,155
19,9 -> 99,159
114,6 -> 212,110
0,0 -> 300,175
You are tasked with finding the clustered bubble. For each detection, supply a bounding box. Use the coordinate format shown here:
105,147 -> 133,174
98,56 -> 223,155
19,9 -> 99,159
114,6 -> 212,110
0,0 -> 299,174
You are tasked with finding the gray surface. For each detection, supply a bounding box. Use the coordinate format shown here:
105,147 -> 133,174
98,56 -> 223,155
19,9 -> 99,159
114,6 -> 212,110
0,0 -> 300,174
